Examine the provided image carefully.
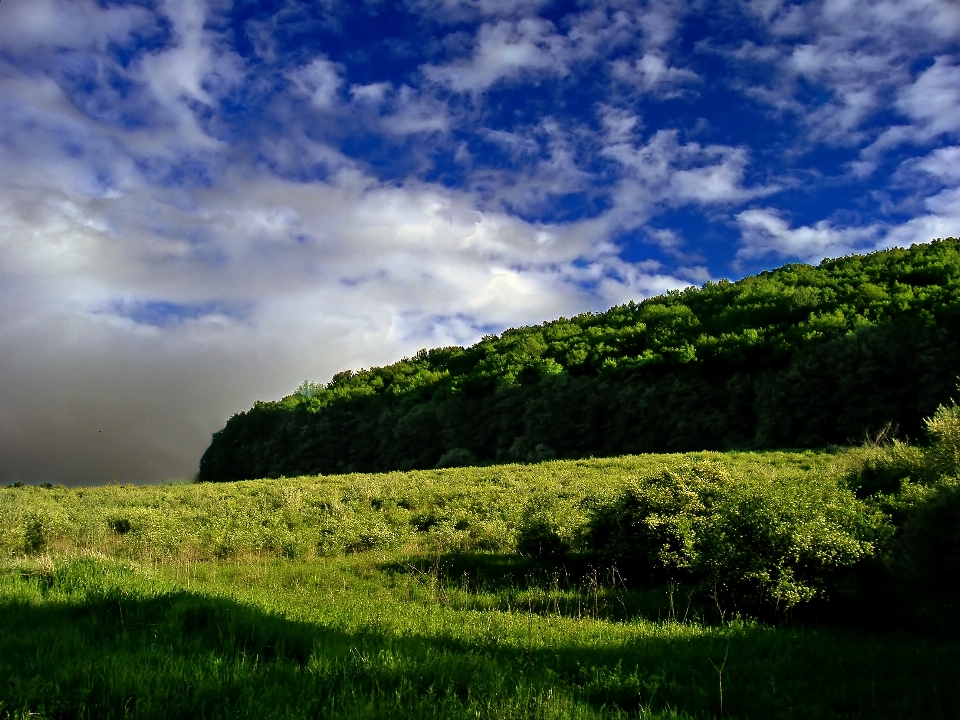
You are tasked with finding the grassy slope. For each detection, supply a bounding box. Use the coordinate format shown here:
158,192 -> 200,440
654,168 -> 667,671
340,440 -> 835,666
2,452 -> 959,719
1,452 -> 847,563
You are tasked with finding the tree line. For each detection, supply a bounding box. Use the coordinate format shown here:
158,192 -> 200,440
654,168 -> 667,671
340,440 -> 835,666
200,238 -> 960,481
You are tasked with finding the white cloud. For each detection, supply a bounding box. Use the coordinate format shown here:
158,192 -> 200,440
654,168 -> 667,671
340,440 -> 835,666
132,0 -> 245,150
142,0 -> 215,103
0,0 -> 228,164
291,56 -> 346,111
480,128 -> 542,157
468,119 -> 597,216
600,130 -> 777,228
642,227 -> 705,264
633,0 -> 685,49
852,58 -> 960,175
731,0 -> 960,151
912,145 -> 960,184
423,18 -> 570,93
884,185 -> 960,247
380,86 -> 452,135
670,151 -> 757,203
896,57 -> 960,138
735,208 -> 882,263
564,0 -> 686,54
407,0 -> 550,23
350,82 -> 391,104
612,53 -> 699,94
419,0 -> 693,99
736,177 -> 960,264
0,0 -> 153,55
820,0 -> 960,43
287,71 -> 454,137
598,105 -> 641,144
735,128 -> 960,265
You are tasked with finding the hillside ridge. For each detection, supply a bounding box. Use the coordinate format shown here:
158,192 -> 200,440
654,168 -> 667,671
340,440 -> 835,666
200,238 -> 960,480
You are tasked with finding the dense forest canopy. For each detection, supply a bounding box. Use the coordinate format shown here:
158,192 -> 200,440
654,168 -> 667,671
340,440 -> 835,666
201,239 -> 960,481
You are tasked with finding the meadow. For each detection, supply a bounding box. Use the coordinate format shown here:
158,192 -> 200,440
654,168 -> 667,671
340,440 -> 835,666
3,446 -> 960,719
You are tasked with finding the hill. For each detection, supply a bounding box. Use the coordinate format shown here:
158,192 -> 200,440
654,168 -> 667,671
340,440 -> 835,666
200,238 -> 960,481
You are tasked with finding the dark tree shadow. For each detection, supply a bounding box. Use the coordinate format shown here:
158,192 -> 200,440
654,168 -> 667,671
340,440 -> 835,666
2,569 -> 959,720
379,552 -> 701,624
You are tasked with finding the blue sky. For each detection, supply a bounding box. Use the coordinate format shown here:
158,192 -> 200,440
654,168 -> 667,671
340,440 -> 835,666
1,0 -> 959,483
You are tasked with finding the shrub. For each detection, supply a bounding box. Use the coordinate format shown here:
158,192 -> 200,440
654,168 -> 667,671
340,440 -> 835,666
894,479 -> 960,601
843,397 -> 960,501
880,400 -> 960,620
107,517 -> 132,535
586,463 -> 728,582
585,462 -> 889,610
516,513 -> 569,557
514,492 -> 585,557
924,398 -> 960,479
23,515 -> 47,554
843,441 -> 925,498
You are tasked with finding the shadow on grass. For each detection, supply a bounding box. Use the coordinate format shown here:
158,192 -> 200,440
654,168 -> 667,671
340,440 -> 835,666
379,552 -> 708,624
1,560 -> 959,719
383,552 -> 956,635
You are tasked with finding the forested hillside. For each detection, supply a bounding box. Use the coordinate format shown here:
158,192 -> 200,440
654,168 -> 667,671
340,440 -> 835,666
200,239 -> 960,481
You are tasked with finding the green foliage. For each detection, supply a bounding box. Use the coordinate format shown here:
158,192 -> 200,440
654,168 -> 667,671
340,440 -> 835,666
515,495 -> 576,557
842,439 -> 926,498
834,396 -> 960,500
200,238 -> 960,480
588,463 -> 726,581
515,514 -> 569,557
822,400 -> 960,622
862,398 -> 960,616
893,478 -> 960,603
924,397 -> 960,478
586,462 -> 889,609
21,515 -> 46,554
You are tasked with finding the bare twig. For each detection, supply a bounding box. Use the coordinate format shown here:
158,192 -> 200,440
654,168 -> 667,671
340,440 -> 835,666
704,642 -> 730,719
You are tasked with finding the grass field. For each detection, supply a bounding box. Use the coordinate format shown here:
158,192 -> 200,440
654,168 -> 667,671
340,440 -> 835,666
2,451 -> 958,718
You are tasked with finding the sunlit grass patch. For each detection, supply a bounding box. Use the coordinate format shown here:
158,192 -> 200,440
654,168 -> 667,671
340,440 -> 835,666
1,451 -> 845,564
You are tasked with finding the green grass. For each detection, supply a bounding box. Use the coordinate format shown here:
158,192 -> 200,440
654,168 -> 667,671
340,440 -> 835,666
0,451 -> 851,563
2,451 -> 958,718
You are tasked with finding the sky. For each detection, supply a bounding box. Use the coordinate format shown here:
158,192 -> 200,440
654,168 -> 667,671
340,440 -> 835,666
1,0 -> 959,485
